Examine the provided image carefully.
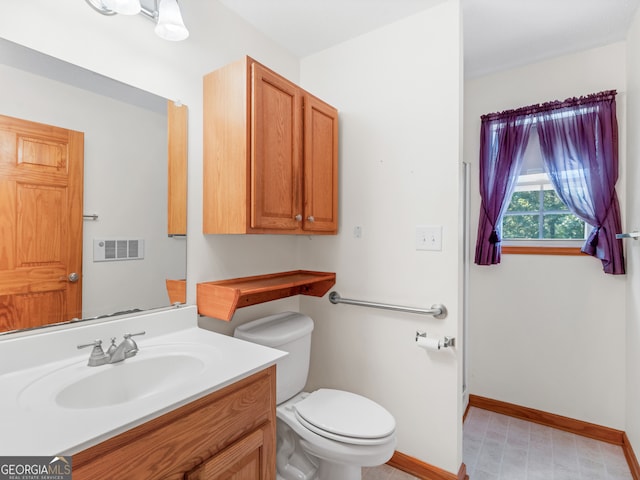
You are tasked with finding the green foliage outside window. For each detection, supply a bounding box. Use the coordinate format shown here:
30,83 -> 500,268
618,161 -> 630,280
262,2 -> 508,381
502,189 -> 586,240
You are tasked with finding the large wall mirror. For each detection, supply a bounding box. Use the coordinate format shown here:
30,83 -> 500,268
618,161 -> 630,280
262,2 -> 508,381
0,38 -> 187,334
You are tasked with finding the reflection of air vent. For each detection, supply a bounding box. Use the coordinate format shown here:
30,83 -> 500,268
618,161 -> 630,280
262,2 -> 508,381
93,239 -> 144,262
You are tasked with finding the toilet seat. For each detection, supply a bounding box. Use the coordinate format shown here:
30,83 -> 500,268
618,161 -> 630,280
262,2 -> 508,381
293,389 -> 396,446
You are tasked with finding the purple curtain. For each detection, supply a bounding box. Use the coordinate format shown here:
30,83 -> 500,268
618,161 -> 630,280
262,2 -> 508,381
474,112 -> 534,265
536,91 -> 624,274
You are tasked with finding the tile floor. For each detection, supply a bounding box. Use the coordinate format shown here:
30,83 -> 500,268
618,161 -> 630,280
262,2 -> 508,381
365,406 -> 634,479
362,464 -> 419,480
464,407 -> 633,480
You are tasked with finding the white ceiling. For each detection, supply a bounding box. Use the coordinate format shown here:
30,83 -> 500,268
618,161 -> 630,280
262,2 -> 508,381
217,0 -> 640,78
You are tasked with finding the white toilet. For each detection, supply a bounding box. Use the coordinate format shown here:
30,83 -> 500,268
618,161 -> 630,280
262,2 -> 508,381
234,312 -> 396,480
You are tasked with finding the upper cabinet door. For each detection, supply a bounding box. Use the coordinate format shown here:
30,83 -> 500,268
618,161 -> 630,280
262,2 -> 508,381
303,94 -> 338,234
251,62 -> 303,231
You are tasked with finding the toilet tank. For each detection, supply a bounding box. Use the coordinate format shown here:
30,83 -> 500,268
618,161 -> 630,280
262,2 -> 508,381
234,312 -> 314,404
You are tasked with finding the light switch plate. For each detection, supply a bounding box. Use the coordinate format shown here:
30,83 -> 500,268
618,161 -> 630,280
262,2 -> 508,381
416,225 -> 442,251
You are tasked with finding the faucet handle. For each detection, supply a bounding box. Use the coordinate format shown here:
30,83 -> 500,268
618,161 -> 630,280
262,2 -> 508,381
77,339 -> 103,350
77,339 -> 109,367
124,331 -> 146,339
107,337 -> 118,356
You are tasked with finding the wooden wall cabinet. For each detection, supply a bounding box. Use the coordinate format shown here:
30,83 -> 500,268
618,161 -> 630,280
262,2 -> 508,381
203,56 -> 338,235
72,366 -> 276,480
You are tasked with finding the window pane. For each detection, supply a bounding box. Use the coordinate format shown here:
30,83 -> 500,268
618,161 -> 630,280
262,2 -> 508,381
543,189 -> 569,211
503,214 -> 539,239
507,191 -> 539,212
502,172 -> 588,242
543,214 -> 585,239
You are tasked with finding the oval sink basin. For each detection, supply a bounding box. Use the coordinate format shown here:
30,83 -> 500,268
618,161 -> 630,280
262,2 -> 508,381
56,354 -> 204,409
17,344 -> 218,411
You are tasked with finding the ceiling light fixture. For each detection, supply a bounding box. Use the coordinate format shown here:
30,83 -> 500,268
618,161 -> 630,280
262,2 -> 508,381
103,0 -> 141,15
84,0 -> 189,41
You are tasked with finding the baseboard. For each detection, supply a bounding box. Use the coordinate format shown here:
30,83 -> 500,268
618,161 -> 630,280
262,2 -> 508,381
468,394 -> 640,480
463,401 -> 471,422
387,451 -> 467,480
623,433 -> 640,480
468,394 -> 624,445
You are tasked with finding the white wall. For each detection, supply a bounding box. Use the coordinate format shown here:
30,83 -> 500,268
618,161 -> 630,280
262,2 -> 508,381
299,1 -> 463,472
1,0 -> 465,473
466,43 -> 628,429
0,61 -> 184,318
625,7 -> 640,454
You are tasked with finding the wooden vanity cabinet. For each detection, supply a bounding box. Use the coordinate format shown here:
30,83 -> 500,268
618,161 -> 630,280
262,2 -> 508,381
203,56 -> 338,235
72,366 -> 276,480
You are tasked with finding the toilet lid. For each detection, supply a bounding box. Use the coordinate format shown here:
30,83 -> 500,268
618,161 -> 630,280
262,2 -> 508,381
294,389 -> 395,445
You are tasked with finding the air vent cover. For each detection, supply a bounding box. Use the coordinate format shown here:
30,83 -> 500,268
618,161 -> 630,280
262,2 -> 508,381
93,239 -> 145,262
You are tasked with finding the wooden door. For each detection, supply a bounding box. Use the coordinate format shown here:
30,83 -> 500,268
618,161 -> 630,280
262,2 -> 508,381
303,93 -> 339,233
185,427 -> 269,480
251,62 -> 303,231
0,114 -> 83,331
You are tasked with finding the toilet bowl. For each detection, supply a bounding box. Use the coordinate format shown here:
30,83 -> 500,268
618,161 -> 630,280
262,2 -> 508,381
234,312 -> 396,480
277,391 -> 396,480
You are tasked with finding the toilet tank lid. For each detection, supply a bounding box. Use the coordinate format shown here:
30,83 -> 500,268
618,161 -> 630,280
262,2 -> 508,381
233,311 -> 314,347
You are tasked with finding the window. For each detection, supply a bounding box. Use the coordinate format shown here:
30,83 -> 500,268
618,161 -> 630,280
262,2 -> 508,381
474,90 -> 624,273
501,128 -> 587,247
503,176 -> 587,242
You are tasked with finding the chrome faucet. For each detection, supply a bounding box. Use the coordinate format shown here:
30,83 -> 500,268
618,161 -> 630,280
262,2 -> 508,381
78,331 -> 146,366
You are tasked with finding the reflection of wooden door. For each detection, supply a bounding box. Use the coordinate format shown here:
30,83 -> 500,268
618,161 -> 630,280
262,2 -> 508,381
0,114 -> 83,331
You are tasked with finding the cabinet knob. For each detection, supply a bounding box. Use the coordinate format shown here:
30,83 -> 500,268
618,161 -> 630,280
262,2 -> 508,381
307,216 -> 315,222
295,214 -> 302,222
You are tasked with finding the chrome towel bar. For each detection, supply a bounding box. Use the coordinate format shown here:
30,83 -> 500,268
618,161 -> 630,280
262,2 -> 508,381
329,291 -> 447,319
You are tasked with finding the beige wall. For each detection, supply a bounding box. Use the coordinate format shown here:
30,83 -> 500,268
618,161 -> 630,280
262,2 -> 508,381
465,43 -> 628,429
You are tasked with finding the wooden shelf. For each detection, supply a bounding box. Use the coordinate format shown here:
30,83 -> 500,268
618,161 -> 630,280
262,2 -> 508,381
197,270 -> 336,321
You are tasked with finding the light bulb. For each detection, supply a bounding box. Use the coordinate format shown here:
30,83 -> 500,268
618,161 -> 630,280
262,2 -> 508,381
155,0 -> 189,41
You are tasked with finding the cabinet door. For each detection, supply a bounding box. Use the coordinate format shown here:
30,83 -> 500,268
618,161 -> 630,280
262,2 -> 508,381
186,427 -> 270,480
251,62 -> 303,231
303,94 -> 339,233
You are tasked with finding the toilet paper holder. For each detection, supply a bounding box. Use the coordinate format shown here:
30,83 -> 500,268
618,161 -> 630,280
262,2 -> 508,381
415,331 -> 455,348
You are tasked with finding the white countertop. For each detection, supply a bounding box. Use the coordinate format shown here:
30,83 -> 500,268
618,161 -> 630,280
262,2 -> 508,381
0,305 -> 286,455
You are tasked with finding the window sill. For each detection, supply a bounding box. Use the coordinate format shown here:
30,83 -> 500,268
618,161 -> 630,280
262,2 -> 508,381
502,246 -> 585,256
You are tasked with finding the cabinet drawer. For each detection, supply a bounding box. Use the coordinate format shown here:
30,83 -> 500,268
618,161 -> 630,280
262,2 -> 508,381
185,427 -> 268,480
